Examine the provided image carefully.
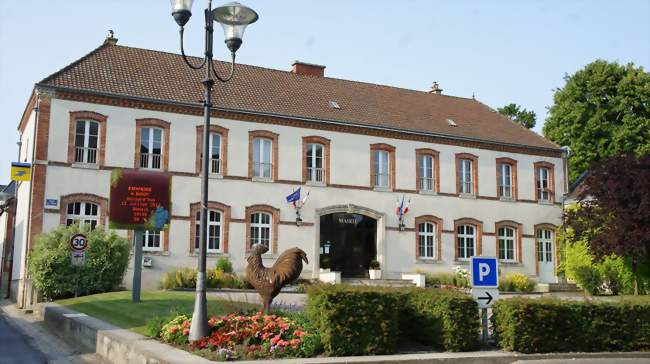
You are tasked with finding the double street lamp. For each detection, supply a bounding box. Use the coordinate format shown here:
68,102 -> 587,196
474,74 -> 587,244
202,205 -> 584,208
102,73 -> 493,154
169,0 -> 258,341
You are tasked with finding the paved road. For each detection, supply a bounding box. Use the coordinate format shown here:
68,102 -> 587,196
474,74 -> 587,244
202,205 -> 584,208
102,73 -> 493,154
0,311 -> 48,364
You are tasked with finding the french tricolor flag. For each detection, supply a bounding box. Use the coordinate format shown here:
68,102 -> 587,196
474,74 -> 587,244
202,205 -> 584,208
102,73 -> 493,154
396,195 -> 410,216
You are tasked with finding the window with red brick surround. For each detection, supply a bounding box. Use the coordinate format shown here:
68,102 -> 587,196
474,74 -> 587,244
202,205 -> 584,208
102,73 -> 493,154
416,148 -> 440,193
454,218 -> 483,260
248,130 -> 279,180
370,143 -> 396,189
195,125 -> 229,176
59,193 -> 108,227
415,215 -> 442,260
68,111 -> 108,166
189,201 -> 231,254
245,204 -> 279,254
534,161 -> 555,203
302,136 -> 330,185
134,118 -> 170,171
455,153 -> 479,195
495,220 -> 522,263
496,157 -> 518,200
534,223 -> 558,276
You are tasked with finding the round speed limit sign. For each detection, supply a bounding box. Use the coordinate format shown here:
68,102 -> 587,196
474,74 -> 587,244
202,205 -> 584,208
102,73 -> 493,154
69,233 -> 88,252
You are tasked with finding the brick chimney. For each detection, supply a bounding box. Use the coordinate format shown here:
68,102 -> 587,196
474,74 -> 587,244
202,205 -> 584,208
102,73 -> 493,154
291,61 -> 325,77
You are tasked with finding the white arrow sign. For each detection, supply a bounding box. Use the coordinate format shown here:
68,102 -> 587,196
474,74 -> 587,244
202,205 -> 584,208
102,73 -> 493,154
471,288 -> 499,308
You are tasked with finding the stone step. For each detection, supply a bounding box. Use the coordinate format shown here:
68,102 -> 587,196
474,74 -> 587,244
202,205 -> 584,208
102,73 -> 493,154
548,282 -> 580,292
342,278 -> 417,287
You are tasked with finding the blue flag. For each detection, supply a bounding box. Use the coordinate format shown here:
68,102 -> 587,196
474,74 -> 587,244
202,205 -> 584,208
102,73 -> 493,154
286,187 -> 301,204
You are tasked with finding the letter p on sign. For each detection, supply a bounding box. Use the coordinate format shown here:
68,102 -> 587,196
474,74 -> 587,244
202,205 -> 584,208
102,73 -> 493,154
471,257 -> 498,287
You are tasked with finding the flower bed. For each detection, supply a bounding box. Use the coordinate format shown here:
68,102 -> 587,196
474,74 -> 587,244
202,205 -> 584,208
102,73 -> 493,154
156,312 -> 320,360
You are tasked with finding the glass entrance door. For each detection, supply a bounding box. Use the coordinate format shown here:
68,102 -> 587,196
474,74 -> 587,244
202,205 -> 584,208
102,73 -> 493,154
319,213 -> 377,278
537,229 -> 555,283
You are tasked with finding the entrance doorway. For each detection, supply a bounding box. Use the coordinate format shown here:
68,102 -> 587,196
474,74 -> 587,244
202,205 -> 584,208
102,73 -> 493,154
537,229 -> 555,283
319,213 -> 377,278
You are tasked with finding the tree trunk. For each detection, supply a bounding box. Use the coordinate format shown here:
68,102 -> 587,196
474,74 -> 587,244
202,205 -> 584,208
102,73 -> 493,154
632,257 -> 639,296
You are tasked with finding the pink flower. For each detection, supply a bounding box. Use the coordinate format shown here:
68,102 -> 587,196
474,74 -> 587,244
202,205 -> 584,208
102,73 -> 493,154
293,330 -> 303,337
182,329 -> 190,335
168,326 -> 178,334
270,334 -> 281,345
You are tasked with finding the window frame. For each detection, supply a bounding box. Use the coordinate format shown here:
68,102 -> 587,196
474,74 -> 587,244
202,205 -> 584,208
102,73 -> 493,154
302,136 -> 331,185
495,220 -> 522,263
245,204 -> 279,254
415,215 -> 442,260
59,193 -> 108,229
194,209 -> 223,253
141,230 -> 163,252
496,157 -> 518,200
534,223 -> 557,276
370,143 -> 396,190
139,126 -> 164,169
135,118 -> 170,171
189,201 -> 231,254
248,130 -> 279,181
66,201 -> 99,230
534,161 -> 555,203
68,111 -> 107,167
416,148 -> 440,193
455,153 -> 479,196
454,218 -> 483,261
196,125 -> 229,177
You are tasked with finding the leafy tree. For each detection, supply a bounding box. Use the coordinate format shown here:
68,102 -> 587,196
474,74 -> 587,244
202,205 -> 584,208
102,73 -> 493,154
497,103 -> 537,129
564,154 -> 650,295
543,60 -> 650,182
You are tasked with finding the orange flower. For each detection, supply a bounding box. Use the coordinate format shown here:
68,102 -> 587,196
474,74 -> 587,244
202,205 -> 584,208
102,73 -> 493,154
270,334 -> 281,345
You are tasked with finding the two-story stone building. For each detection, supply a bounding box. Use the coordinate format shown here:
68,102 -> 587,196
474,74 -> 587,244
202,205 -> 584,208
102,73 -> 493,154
9,36 -> 567,304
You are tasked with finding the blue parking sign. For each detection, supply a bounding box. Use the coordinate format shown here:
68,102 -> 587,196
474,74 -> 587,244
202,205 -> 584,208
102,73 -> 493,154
471,257 -> 498,287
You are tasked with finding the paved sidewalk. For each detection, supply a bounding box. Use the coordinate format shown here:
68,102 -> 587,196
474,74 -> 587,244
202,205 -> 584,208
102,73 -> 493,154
0,300 -> 106,364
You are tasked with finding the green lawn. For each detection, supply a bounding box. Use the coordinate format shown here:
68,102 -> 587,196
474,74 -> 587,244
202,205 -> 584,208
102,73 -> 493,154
57,291 -> 255,335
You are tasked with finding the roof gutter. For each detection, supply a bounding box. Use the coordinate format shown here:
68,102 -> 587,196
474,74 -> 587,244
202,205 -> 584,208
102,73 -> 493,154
35,84 -> 564,155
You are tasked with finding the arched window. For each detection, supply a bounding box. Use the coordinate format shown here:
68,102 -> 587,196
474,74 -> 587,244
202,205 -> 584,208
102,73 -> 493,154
66,202 -> 99,230
498,227 -> 516,262
418,221 -> 436,259
195,209 -> 222,252
250,212 -> 272,248
456,224 -> 476,260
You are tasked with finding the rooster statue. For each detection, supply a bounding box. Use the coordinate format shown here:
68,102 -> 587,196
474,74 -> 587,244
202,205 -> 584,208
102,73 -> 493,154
245,244 -> 308,313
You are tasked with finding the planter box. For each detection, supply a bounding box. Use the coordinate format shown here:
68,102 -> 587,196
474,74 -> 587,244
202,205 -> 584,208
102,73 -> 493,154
319,271 -> 341,284
402,273 -> 426,288
369,269 -> 382,280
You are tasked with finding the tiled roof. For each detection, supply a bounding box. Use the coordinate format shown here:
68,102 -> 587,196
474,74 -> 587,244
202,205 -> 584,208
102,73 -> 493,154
37,42 -> 559,151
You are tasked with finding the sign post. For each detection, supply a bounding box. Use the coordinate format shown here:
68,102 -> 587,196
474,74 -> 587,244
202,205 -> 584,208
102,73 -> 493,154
109,169 -> 171,303
69,233 -> 88,297
470,256 -> 499,345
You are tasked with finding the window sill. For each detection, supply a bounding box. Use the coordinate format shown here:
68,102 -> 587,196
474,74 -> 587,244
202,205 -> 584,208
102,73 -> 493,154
187,252 -> 228,257
537,200 -> 554,205
459,193 -> 476,199
305,180 -> 326,187
252,177 -> 274,183
208,173 -> 223,180
416,258 -> 441,264
131,250 -> 169,256
373,186 -> 392,192
499,261 -> 522,266
72,163 -> 99,170
419,190 -> 437,196
454,260 -> 470,265
499,197 -> 516,202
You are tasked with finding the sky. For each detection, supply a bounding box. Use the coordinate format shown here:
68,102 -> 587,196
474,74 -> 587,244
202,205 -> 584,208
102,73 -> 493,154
0,0 -> 648,182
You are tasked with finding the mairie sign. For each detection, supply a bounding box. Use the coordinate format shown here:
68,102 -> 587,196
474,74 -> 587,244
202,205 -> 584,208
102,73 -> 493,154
470,256 -> 498,288
10,162 -> 31,182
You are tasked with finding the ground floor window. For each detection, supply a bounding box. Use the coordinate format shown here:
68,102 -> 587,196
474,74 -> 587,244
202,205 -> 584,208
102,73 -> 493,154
140,230 -> 162,252
195,209 -> 222,252
66,202 -> 99,230
250,212 -> 271,248
498,226 -> 516,262
418,222 -> 436,259
457,224 -> 475,260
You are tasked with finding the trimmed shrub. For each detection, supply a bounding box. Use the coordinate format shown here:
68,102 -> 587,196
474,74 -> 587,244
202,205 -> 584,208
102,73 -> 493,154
492,298 -> 650,353
498,273 -> 536,292
306,285 -> 400,356
305,285 -> 478,355
215,256 -> 233,273
27,224 -> 130,299
397,288 -> 479,351
161,267 -> 247,290
421,272 -> 470,288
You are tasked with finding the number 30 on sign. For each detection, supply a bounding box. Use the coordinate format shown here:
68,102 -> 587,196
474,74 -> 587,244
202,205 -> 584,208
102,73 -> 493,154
69,233 -> 88,252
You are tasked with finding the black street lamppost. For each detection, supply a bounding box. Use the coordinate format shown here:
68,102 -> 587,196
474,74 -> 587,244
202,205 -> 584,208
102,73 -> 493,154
169,0 -> 258,341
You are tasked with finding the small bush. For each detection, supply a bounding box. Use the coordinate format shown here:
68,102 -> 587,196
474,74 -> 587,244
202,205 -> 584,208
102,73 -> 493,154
573,265 -> 602,295
27,224 -> 130,300
597,255 -> 632,295
215,256 -> 233,273
492,298 -> 650,353
369,260 -> 380,269
421,272 -> 470,288
162,267 -> 246,290
306,285 -> 400,356
498,273 -> 535,292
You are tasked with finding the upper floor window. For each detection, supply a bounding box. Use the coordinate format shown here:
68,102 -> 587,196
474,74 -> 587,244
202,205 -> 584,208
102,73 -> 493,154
306,143 -> 324,183
418,221 -> 436,259
419,155 -> 435,191
253,138 -> 273,179
373,150 -> 390,188
195,209 -> 222,253
250,212 -> 271,248
459,159 -> 473,194
74,120 -> 99,164
140,127 -> 163,169
200,133 -> 222,175
537,167 -> 551,201
66,202 -> 98,230
456,224 -> 476,260
499,163 -> 513,198
498,226 -> 516,262
141,230 -> 162,252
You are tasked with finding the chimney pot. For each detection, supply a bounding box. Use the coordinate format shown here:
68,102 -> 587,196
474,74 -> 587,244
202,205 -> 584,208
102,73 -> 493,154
291,61 -> 325,77
104,30 -> 118,45
429,82 -> 443,95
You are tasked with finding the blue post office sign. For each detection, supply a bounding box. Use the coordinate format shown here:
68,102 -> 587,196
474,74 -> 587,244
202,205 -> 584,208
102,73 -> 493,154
471,256 -> 498,288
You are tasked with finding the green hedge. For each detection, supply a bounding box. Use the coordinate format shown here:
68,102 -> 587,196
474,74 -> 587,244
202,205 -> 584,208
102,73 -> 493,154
306,285 -> 400,356
492,298 -> 650,353
306,285 -> 478,356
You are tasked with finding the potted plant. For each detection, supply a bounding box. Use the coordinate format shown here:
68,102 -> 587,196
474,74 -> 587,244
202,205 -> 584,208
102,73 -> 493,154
369,260 -> 382,280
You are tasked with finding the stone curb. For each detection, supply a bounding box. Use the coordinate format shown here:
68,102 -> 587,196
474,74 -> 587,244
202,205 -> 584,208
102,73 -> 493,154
37,302 -> 650,364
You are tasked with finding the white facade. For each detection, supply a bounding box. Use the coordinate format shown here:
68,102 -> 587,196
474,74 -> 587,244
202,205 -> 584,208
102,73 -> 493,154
12,96 -> 566,292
